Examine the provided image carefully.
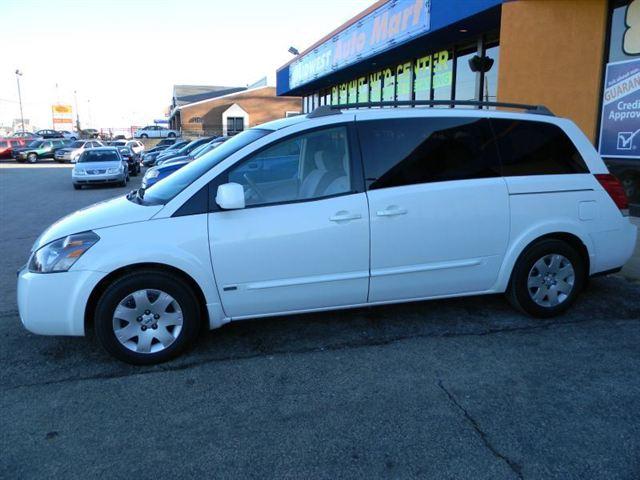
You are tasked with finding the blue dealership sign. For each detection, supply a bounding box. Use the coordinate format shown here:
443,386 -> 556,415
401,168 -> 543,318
289,0 -> 431,89
599,58 -> 640,159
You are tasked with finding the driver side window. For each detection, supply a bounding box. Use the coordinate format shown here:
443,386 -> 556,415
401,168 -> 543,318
227,126 -> 351,207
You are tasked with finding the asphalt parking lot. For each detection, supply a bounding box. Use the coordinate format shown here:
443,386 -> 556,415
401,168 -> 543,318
1,161 -> 639,479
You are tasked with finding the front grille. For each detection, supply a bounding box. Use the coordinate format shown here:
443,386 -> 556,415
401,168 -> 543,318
87,169 -> 106,175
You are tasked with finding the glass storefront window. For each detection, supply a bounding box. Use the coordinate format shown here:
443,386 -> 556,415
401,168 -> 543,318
339,83 -> 348,105
396,62 -> 412,101
304,34 -> 500,109
348,80 -> 358,104
433,49 -> 453,101
455,45 -> 478,103
331,86 -> 339,105
357,77 -> 369,103
483,45 -> 500,102
382,68 -> 395,101
370,72 -> 382,102
414,54 -> 432,101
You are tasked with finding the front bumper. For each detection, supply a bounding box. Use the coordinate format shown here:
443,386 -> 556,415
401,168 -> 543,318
17,268 -> 106,336
73,172 -> 125,184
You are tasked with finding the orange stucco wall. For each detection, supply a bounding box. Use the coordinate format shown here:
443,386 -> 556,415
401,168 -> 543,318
497,0 -> 608,141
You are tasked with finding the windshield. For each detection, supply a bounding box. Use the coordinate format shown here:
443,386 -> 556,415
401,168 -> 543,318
141,129 -> 271,205
27,140 -> 43,147
78,150 -> 120,163
70,141 -> 85,148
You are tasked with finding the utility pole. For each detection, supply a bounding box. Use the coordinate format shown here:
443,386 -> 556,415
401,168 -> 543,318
74,90 -> 81,133
15,69 -> 25,133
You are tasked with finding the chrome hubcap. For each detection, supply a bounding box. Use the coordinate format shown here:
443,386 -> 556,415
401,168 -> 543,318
527,254 -> 575,307
112,289 -> 183,354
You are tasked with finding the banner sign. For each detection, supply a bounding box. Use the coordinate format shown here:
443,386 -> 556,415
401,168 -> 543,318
52,104 -> 74,130
599,58 -> 640,159
289,0 -> 431,89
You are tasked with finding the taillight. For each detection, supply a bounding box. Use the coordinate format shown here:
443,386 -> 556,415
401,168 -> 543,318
595,174 -> 629,210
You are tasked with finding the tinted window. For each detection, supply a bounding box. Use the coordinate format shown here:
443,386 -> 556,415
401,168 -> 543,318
225,126 -> 351,207
0,141 -> 7,148
491,119 -> 588,176
358,118 -> 500,190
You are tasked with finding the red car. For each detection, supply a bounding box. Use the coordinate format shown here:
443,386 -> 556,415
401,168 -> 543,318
0,138 -> 27,159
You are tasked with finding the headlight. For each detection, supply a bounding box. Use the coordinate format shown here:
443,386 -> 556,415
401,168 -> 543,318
74,168 -> 86,175
145,169 -> 159,179
107,167 -> 121,174
28,231 -> 100,273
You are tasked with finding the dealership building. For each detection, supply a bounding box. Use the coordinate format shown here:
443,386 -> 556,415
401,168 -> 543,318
276,0 -> 640,200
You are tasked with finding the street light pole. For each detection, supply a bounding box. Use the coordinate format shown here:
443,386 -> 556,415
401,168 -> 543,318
15,69 -> 25,133
74,90 -> 81,133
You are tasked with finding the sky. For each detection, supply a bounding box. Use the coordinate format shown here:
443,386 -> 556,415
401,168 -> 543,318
0,0 -> 372,130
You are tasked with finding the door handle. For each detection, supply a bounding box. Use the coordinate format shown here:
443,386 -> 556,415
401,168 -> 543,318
330,211 -> 362,222
376,206 -> 408,217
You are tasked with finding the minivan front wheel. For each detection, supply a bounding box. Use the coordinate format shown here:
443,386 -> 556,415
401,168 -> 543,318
94,270 -> 201,364
507,239 -> 585,318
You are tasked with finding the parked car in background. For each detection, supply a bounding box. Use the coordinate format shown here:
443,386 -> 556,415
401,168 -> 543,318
72,147 -> 129,189
116,146 -> 141,176
82,129 -> 100,139
54,139 -> 104,163
12,139 -> 68,163
125,140 -> 144,155
157,138 -> 178,147
11,131 -> 40,139
142,137 -> 229,188
141,139 -> 189,166
134,125 -> 179,139
0,138 -> 27,159
155,137 -> 214,166
35,129 -> 64,139
60,130 -> 79,141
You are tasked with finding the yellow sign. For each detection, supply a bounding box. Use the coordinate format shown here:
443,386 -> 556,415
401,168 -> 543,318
52,104 -> 72,115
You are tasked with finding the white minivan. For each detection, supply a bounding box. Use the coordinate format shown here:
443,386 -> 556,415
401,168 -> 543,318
17,104 -> 637,364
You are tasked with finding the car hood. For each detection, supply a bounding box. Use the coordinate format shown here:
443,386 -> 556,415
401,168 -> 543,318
32,196 -> 163,251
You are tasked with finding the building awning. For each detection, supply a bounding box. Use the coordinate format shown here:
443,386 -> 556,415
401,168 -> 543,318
276,0 -> 506,96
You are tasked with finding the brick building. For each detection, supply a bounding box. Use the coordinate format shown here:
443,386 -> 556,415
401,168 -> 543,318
168,86 -> 301,137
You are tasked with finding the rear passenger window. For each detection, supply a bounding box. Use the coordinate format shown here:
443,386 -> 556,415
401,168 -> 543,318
358,118 -> 500,190
491,119 -> 588,176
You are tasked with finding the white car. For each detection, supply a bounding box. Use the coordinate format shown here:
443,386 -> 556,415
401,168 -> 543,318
54,140 -> 104,163
17,104 -> 637,364
72,147 -> 129,189
134,125 -> 179,139
60,130 -> 79,141
126,140 -> 145,155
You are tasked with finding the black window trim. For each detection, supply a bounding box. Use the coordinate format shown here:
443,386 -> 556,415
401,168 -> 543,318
208,122 -> 365,213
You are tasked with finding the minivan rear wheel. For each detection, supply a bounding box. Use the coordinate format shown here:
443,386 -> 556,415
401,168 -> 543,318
94,270 -> 201,364
507,238 -> 586,318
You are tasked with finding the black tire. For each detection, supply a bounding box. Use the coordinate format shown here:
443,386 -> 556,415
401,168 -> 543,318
168,132 -> 176,138
73,184 -> 81,190
507,238 -> 586,318
27,153 -> 37,164
94,270 -> 202,364
140,134 -> 148,139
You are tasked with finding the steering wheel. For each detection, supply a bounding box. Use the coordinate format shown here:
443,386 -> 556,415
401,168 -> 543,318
243,173 -> 267,202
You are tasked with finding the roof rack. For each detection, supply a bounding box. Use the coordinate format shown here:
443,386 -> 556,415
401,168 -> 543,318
307,100 -> 554,118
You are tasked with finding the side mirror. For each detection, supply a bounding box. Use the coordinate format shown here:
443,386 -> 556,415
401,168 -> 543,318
216,182 -> 245,210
